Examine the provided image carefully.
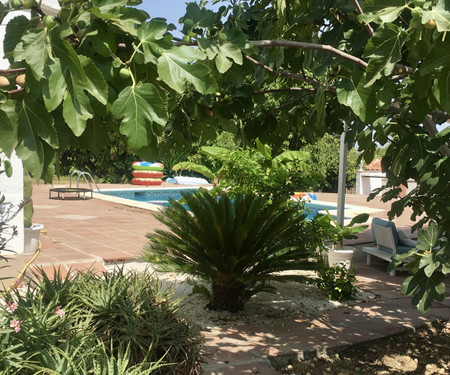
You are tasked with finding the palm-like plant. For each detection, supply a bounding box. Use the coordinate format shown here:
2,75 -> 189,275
144,190 -> 317,312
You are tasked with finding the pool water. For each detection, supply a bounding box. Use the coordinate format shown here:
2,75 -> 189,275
100,188 -> 199,206
99,189 -> 342,219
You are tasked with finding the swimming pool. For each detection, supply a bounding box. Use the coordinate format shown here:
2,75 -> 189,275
99,188 -> 199,206
97,188 -> 342,218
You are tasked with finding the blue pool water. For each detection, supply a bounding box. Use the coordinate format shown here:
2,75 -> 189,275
100,188 -> 199,206
99,189 -> 340,219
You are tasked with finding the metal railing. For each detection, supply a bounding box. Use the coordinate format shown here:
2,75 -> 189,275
69,170 -> 101,192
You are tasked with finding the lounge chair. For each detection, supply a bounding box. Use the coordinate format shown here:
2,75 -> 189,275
362,218 -> 416,276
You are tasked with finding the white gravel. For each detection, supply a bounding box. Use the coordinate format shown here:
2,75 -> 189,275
105,260 -> 376,329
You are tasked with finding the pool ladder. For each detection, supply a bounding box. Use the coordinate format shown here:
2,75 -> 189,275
70,170 -> 101,192
49,170 -> 101,200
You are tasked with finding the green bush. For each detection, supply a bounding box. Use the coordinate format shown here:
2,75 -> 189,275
175,140 -> 322,200
58,132 -> 137,183
144,190 -> 318,312
0,267 -> 203,374
316,264 -> 357,301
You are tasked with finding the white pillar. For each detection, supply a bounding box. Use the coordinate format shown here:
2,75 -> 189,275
336,123 -> 348,227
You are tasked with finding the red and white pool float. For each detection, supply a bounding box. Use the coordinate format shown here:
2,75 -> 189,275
131,170 -> 163,179
131,162 -> 164,186
131,178 -> 163,186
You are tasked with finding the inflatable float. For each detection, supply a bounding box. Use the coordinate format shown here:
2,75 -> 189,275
131,161 -> 164,171
291,192 -> 318,200
131,162 -> 164,186
132,178 -> 163,186
131,170 -> 163,179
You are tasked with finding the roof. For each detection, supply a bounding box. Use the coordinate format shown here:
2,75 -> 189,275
365,158 -> 382,171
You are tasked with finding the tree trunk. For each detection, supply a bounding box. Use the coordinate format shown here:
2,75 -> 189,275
211,281 -> 245,312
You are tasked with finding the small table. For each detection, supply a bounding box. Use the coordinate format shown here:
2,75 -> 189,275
49,187 -> 93,200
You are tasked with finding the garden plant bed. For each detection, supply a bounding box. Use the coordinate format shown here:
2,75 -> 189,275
285,320 -> 450,375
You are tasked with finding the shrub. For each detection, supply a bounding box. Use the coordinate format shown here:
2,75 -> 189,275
175,141 -> 322,200
315,264 -> 357,301
144,190 -> 318,312
58,131 -> 137,183
0,267 -> 203,374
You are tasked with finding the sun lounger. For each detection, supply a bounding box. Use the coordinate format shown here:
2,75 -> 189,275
362,218 -> 416,276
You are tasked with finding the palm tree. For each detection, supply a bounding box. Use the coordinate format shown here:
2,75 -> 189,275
144,189 -> 317,312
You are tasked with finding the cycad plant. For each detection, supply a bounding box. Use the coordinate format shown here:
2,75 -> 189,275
144,190 -> 317,312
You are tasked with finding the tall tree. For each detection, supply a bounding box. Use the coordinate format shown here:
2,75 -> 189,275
0,0 -> 448,312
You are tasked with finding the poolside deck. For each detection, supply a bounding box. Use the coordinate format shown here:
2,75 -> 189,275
26,183 -> 419,275
15,183 -> 449,374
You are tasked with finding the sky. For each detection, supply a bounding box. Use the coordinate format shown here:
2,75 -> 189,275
137,1 -> 222,31
137,0 -> 190,26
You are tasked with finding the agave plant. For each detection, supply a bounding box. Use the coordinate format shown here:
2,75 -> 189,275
144,190 -> 317,312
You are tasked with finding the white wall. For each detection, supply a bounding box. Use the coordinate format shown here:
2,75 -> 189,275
0,4 -> 27,253
356,171 -> 417,196
0,152 -> 24,253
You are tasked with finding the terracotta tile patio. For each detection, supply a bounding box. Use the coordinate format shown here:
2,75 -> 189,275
17,182 -> 450,374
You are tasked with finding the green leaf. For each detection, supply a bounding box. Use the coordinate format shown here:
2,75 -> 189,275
419,40 -> 450,75
363,23 -> 406,86
51,35 -> 86,81
422,0 -> 450,32
359,0 -> 409,23
137,19 -> 172,64
182,2 -> 218,29
432,68 -> 450,113
348,213 -> 370,227
3,15 -> 30,60
419,251 -> 444,277
276,0 -> 287,23
172,162 -> 215,180
255,139 -> 272,160
337,70 -> 377,122
215,42 -> 243,74
110,8 -> 156,36
42,59 -> 67,112
14,29 -> 53,79
79,55 -> 108,105
15,134 -> 44,180
200,146 -> 229,159
63,75 -> 93,137
3,160 -> 12,177
90,0 -> 128,14
415,221 -> 440,251
18,97 -> 58,148
158,46 -> 217,94
79,115 -> 109,154
79,25 -> 117,57
403,270 -> 446,312
0,108 -> 17,156
112,83 -> 167,150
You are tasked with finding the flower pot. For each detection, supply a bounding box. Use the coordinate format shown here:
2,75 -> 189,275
23,223 -> 44,254
327,246 -> 355,269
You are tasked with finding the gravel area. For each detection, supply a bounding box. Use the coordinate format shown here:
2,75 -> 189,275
105,260 -> 376,329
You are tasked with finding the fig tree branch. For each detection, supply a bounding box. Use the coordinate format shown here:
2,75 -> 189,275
351,0 -> 374,37
251,40 -> 369,70
244,55 -> 337,94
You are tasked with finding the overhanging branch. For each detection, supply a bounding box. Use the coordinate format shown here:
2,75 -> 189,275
352,0 -> 374,37
251,40 -> 368,70
423,116 -> 450,157
253,88 -> 316,95
245,55 -> 336,94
